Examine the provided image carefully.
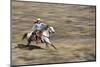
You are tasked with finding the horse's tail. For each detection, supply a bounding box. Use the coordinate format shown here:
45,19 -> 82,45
22,33 -> 27,40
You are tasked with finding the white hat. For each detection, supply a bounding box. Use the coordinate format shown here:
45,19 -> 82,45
37,18 -> 41,21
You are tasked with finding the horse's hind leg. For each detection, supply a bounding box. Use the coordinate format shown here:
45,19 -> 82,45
27,39 -> 31,47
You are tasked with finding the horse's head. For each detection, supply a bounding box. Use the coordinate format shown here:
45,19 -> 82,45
49,27 -> 55,33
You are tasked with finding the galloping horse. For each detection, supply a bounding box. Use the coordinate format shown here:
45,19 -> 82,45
22,26 -> 57,49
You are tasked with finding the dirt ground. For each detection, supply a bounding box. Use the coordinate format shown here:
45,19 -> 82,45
11,0 -> 96,66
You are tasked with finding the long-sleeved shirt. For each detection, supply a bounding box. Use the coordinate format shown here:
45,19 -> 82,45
32,22 -> 47,31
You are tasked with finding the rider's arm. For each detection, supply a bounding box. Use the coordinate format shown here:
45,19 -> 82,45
32,24 -> 36,30
41,23 -> 47,26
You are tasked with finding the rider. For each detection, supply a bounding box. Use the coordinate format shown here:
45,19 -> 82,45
32,18 -> 47,31
32,18 -> 47,42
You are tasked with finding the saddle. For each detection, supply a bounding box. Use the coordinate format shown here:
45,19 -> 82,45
32,30 -> 43,43
35,30 -> 42,37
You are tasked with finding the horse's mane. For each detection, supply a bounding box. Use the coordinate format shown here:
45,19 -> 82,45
43,25 -> 49,30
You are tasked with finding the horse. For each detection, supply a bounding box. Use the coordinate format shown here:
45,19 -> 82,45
22,26 -> 57,49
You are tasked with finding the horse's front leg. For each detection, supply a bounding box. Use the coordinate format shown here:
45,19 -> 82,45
44,37 -> 57,49
50,43 -> 57,50
46,39 -> 57,49
45,43 -> 49,48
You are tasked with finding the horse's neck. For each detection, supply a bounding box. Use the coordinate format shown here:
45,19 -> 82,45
43,30 -> 50,37
43,30 -> 49,34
